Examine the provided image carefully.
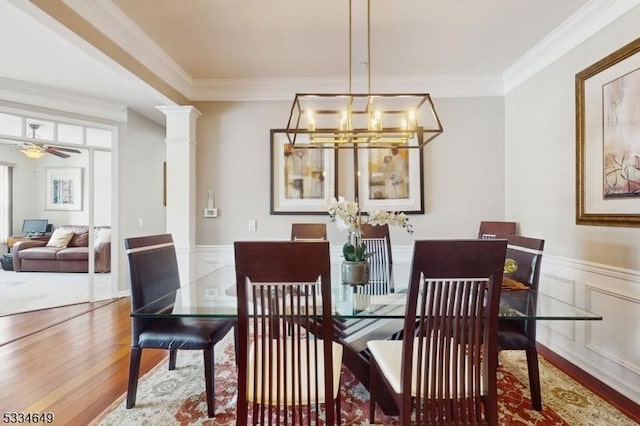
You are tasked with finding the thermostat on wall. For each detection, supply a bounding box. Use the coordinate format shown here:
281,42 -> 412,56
203,208 -> 218,218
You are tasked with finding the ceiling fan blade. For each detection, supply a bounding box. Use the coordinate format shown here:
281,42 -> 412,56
44,145 -> 81,153
45,147 -> 71,158
20,142 -> 45,152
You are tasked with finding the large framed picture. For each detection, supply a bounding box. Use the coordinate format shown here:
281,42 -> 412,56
576,37 -> 640,226
45,167 -> 83,211
357,147 -> 424,214
270,129 -> 337,214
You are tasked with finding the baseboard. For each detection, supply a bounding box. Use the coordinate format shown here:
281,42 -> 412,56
538,344 -> 640,424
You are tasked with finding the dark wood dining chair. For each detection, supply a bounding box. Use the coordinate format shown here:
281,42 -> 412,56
234,241 -> 343,425
124,234 -> 236,418
498,235 -> 545,410
478,220 -> 517,239
360,223 -> 393,294
290,223 -> 327,241
334,223 -> 401,413
367,239 -> 507,425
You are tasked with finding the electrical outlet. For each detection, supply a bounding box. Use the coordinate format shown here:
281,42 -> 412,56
248,220 -> 257,231
204,288 -> 218,299
138,217 -> 143,227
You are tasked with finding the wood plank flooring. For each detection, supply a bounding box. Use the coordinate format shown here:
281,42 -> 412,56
0,301 -> 113,346
0,297 -> 638,426
0,298 -> 166,426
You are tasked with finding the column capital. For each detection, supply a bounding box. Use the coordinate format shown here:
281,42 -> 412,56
156,105 -> 202,120
157,105 -> 201,142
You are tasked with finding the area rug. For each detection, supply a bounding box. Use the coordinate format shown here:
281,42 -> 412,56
92,332 -> 635,425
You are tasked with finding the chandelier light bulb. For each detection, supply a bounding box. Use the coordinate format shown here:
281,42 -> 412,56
306,109 -> 315,131
408,110 -> 417,131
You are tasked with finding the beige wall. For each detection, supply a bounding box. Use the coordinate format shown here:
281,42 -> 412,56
505,6 -> 640,270
117,108 -> 166,291
194,96 -> 506,247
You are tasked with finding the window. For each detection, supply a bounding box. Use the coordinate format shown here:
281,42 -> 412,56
0,111 -> 113,149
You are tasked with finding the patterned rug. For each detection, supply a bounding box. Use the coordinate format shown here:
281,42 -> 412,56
92,332 -> 635,425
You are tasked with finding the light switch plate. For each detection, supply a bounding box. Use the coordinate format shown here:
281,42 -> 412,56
203,208 -> 218,218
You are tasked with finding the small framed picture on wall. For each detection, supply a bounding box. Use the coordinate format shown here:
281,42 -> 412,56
45,167 -> 83,211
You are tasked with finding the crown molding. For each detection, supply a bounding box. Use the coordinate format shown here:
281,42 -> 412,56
63,0 -> 193,99
0,77 -> 127,122
189,74 -> 505,101
503,0 -> 640,93
37,0 -> 640,103
189,77 -> 344,102
61,0 -> 505,101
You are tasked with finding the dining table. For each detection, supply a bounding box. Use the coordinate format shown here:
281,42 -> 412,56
132,262 -> 602,322
132,261 -> 603,414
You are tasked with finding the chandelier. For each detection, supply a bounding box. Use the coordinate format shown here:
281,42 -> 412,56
285,0 -> 443,150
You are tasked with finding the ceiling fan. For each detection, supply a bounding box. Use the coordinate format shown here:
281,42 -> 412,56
19,124 -> 82,159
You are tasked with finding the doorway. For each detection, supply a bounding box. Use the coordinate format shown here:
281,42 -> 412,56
0,109 -> 116,315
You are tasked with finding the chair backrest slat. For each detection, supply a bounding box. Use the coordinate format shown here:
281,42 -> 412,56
359,223 -> 393,295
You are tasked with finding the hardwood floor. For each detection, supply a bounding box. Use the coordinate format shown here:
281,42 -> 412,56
0,298 -> 166,426
0,301 -> 113,346
1,298 -> 638,425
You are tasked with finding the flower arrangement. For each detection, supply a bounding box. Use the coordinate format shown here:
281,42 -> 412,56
328,196 -> 414,262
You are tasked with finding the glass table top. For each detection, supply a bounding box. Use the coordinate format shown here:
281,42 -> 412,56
132,264 -> 602,321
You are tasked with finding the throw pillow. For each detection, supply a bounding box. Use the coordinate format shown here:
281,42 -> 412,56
46,228 -> 75,248
94,227 -> 111,248
68,231 -> 89,247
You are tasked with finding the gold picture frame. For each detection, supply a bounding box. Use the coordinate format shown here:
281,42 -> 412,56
576,36 -> 640,227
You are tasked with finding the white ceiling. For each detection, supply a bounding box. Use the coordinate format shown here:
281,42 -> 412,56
0,0 -> 638,123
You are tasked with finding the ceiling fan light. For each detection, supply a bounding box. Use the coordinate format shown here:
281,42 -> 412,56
20,149 -> 45,159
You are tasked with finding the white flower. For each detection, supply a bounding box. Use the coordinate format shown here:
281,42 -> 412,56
327,198 -> 414,235
334,216 -> 351,232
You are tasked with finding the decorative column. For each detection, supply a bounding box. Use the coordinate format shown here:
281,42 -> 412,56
157,105 -> 201,285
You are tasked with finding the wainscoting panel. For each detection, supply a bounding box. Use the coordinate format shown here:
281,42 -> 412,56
538,273 -> 576,341
585,286 -> 640,374
195,245 -> 233,278
538,255 -> 640,405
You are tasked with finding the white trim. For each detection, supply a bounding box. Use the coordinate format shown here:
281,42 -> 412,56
536,253 -> 640,404
63,0 -> 193,99
35,0 -> 640,102
503,0 -> 640,93
544,253 -> 640,284
190,74 -> 505,101
0,78 -> 128,122
11,0 -> 639,105
584,285 -> 640,374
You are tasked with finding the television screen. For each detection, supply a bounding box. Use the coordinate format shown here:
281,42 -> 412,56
22,219 -> 48,235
